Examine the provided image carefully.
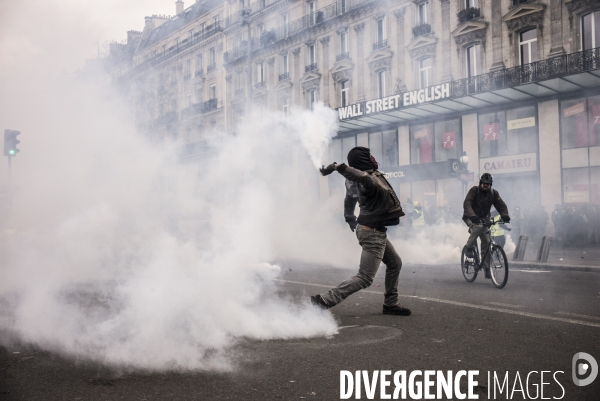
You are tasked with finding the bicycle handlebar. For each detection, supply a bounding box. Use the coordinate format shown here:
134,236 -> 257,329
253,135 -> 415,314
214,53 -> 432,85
480,219 -> 511,231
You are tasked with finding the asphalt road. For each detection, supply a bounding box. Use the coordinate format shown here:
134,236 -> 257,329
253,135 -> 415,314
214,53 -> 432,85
1,263 -> 599,400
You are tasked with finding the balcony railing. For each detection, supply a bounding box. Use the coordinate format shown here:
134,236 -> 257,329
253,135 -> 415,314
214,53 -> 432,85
226,0 -> 281,27
413,23 -> 431,37
452,48 -> 600,98
336,52 -> 350,62
202,98 -> 218,113
279,72 -> 290,81
512,0 -> 533,6
154,111 -> 178,126
223,43 -> 248,64
235,88 -> 244,96
457,7 -> 480,23
254,81 -> 265,88
372,40 -> 388,51
207,63 -> 217,72
195,69 -> 203,77
183,74 -> 191,81
305,63 -> 318,73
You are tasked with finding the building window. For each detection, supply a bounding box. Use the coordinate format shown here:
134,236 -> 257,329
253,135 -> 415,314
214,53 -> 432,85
308,44 -> 316,65
377,70 -> 386,98
209,48 -> 216,66
376,18 -> 385,43
519,29 -> 538,65
466,44 -> 480,78
465,0 -> 478,8
210,84 -> 216,100
341,0 -> 347,13
185,59 -> 191,78
417,1 -> 429,25
186,93 -> 192,108
419,57 -> 432,88
283,97 -> 289,118
282,14 -> 289,37
340,30 -> 348,54
257,62 -> 264,83
340,80 -> 349,107
213,15 -> 219,25
308,89 -> 317,110
196,53 -> 203,72
478,106 -> 537,158
308,1 -> 316,26
410,123 -> 434,164
582,11 -> 600,50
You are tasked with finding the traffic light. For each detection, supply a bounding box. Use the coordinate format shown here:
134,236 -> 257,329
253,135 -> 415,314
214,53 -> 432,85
4,129 -> 20,157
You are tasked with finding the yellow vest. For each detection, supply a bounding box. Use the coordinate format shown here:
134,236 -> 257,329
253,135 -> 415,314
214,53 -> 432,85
491,215 -> 504,236
413,210 -> 425,226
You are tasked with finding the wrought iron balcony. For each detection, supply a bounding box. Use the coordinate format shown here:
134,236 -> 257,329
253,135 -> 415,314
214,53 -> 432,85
279,72 -> 290,81
207,63 -> 217,73
457,7 -> 480,23
512,0 -> 533,6
223,43 -> 248,64
235,89 -> 244,96
412,24 -> 431,38
153,111 -> 178,126
202,98 -> 218,113
183,74 -> 191,81
195,69 -> 203,78
336,52 -> 350,62
305,63 -> 318,73
372,40 -> 388,51
254,81 -> 265,88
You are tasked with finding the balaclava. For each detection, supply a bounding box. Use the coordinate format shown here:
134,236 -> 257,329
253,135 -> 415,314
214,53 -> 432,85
347,147 -> 378,171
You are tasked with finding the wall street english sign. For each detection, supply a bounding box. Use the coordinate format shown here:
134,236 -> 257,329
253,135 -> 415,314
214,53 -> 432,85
337,83 -> 451,121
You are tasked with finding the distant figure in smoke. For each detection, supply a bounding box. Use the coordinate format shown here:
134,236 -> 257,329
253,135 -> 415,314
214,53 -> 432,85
411,201 -> 425,227
312,147 -> 411,315
463,173 -> 510,278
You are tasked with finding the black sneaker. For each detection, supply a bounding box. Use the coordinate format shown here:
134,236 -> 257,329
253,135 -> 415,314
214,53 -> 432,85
310,294 -> 330,310
383,304 -> 411,316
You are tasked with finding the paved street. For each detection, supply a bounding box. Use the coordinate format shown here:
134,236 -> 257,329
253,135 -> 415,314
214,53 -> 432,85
1,262 -> 599,400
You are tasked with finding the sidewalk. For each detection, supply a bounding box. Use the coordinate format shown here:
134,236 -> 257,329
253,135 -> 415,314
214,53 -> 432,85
511,241 -> 600,272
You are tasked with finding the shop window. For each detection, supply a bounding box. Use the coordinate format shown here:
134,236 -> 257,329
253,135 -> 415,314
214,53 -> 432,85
582,11 -> 600,50
434,119 -> 462,162
563,168 -> 591,203
561,96 -> 600,149
368,131 -> 397,168
479,107 -> 537,157
519,29 -> 538,65
410,123 -> 434,164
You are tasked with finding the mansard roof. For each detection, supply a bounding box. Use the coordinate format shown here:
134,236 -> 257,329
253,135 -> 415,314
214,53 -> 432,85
138,0 -> 224,51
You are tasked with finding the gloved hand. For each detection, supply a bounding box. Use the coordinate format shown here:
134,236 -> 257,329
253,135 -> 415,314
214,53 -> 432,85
347,220 -> 358,232
319,163 -> 337,176
501,215 -> 511,223
470,216 -> 481,225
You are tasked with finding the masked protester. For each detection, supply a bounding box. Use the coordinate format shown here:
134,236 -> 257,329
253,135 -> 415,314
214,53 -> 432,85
463,173 -> 510,278
311,147 -> 411,315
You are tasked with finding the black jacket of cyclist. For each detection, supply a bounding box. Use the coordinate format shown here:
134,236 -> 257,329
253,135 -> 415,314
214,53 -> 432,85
463,173 -> 510,225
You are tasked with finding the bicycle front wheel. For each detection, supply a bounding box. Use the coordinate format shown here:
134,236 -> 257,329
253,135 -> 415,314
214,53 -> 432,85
461,246 -> 478,282
490,245 -> 509,289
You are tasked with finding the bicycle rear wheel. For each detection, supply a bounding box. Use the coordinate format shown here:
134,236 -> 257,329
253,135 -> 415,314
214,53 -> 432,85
461,246 -> 478,282
490,245 -> 509,289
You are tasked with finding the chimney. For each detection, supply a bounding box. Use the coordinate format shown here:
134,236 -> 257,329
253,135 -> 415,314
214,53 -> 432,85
176,0 -> 184,15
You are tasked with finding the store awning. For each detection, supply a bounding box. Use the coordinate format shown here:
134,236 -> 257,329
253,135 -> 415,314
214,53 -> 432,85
337,48 -> 600,134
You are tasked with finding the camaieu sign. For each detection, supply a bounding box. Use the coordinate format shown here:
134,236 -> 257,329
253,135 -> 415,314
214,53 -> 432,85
337,83 -> 451,121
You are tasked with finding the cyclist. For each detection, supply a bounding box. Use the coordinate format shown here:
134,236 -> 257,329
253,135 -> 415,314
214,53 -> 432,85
463,173 -> 510,278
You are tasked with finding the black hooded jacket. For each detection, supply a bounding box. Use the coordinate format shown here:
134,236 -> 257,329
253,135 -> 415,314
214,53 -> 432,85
336,147 -> 404,227
462,185 -> 509,223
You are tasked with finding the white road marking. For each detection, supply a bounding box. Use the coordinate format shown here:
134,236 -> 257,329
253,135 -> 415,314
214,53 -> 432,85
555,311 -> 600,322
276,279 -> 600,329
512,269 -> 551,273
486,302 -> 525,309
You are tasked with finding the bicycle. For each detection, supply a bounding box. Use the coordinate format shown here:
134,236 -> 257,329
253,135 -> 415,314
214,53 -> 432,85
461,219 -> 510,289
